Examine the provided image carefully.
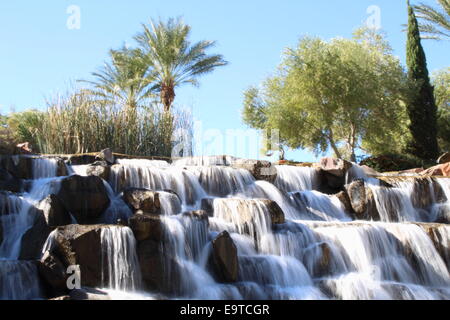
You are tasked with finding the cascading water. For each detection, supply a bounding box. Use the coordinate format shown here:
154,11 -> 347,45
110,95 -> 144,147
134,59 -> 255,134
1,154 -> 450,300
100,226 -> 142,291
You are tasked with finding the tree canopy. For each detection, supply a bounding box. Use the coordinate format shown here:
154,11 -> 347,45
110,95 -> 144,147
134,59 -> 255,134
242,29 -> 410,161
433,67 -> 450,151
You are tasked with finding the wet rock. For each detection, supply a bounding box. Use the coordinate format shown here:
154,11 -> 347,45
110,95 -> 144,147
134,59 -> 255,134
432,178 -> 448,203
421,163 -> 450,177
137,238 -> 182,295
19,209 -> 51,260
67,154 -> 98,165
56,159 -> 68,177
96,148 -> 115,164
320,157 -> 352,177
86,161 -> 111,181
0,168 -> 22,192
48,225 -> 117,288
260,199 -> 285,224
57,175 -> 110,224
345,180 -> 380,220
128,214 -> 164,242
183,210 -> 209,224
411,178 -> 434,209
437,152 -> 450,164
122,188 -> 161,215
38,251 -> 68,297
37,194 -> 72,227
2,156 -> 34,180
318,158 -> 353,194
334,191 -> 354,214
201,198 -> 215,217
231,159 -> 277,183
210,231 -> 239,283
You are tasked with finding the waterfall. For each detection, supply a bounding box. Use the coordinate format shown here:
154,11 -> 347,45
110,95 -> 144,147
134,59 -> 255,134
274,165 -> 318,192
100,226 -> 142,291
0,261 -> 43,300
2,155 -> 450,300
32,158 -> 59,179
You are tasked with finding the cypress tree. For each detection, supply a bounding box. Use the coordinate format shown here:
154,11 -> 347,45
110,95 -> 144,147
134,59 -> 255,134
406,0 -> 440,161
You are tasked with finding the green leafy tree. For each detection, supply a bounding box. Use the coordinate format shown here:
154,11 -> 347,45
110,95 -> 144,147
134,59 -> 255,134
242,29 -> 410,162
414,0 -> 450,40
433,68 -> 450,150
134,17 -> 228,112
406,1 -> 440,160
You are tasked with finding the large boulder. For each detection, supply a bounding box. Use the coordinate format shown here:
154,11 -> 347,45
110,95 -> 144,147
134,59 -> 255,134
137,238 -> 182,295
320,157 -> 353,177
67,154 -> 98,165
47,225 -> 120,288
56,159 -> 69,177
128,214 -> 164,242
56,175 -> 110,224
334,191 -> 354,214
210,231 -> 239,283
37,251 -> 68,298
86,161 -> 111,181
318,158 -> 353,194
437,152 -> 450,164
345,180 -> 380,221
0,156 -> 33,180
96,148 -> 115,165
122,188 -> 161,215
231,159 -> 277,183
0,168 -> 22,192
37,194 -> 72,227
19,209 -> 51,260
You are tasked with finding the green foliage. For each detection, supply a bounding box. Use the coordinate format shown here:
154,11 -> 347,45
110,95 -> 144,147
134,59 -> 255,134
406,2 -> 440,160
242,28 -> 410,161
19,90 -> 192,157
413,0 -> 450,40
5,110 -> 44,148
131,17 -> 227,111
80,48 -> 155,109
433,67 -> 450,151
0,113 -> 18,154
360,153 -> 430,172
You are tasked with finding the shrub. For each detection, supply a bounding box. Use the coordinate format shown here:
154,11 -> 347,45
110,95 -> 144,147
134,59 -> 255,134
359,153 -> 432,172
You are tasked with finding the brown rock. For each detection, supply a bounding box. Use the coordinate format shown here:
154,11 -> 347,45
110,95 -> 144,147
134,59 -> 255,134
19,209 -> 51,260
96,148 -> 115,164
320,157 -> 352,177
38,251 -> 68,297
345,180 -> 380,220
86,161 -> 111,181
137,238 -> 182,295
122,188 -> 161,215
37,194 -> 72,227
231,159 -> 277,183
128,214 -> 164,242
56,175 -> 110,224
211,231 -> 239,283
422,163 -> 450,177
183,210 -> 209,224
334,191 -> 354,214
48,225 -> 120,288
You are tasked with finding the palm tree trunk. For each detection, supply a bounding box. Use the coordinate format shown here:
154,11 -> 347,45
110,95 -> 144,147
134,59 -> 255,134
161,82 -> 175,112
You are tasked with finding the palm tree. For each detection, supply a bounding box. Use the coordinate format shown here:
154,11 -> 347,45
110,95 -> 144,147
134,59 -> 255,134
134,17 -> 228,112
81,47 -> 155,109
414,0 -> 450,40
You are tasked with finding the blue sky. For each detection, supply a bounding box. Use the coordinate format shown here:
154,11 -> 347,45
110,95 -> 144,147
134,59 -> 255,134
0,1 -> 448,161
